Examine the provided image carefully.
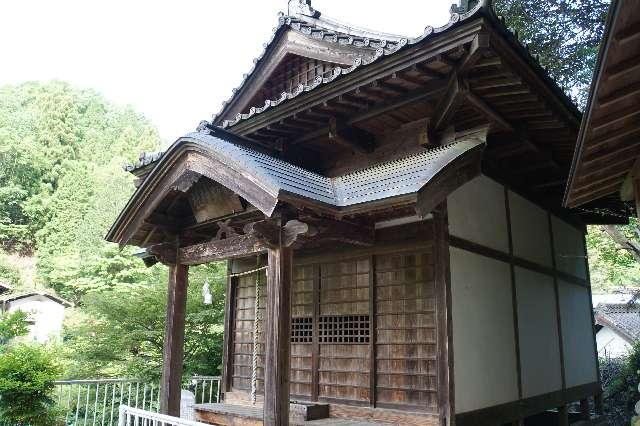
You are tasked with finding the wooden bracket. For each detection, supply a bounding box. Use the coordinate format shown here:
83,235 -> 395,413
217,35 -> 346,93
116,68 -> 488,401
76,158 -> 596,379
244,218 -> 316,248
147,243 -> 178,265
457,33 -> 491,75
429,73 -> 469,142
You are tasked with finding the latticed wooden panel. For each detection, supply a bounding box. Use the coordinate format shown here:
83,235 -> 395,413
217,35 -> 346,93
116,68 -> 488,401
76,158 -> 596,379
318,258 -> 371,402
290,264 -> 314,398
375,250 -> 438,410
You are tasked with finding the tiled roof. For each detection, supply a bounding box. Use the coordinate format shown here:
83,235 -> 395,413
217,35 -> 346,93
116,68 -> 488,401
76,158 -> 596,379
214,3 -> 486,129
124,151 -> 164,174
596,303 -> 640,343
210,4 -> 412,126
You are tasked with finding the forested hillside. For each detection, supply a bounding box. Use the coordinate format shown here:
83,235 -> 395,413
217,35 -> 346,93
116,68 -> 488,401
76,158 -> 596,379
0,81 -> 224,379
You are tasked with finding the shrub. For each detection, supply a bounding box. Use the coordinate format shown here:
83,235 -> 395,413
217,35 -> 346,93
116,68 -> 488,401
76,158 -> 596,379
0,343 -> 61,426
0,311 -> 29,345
600,342 -> 640,425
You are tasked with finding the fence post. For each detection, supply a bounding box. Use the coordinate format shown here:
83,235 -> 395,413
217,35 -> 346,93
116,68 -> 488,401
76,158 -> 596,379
118,405 -> 126,426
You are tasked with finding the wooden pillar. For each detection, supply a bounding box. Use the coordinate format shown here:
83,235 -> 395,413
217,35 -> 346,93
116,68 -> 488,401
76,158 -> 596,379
433,202 -> 455,426
160,263 -> 189,416
558,405 -> 569,426
221,261 -> 236,396
263,245 -> 293,426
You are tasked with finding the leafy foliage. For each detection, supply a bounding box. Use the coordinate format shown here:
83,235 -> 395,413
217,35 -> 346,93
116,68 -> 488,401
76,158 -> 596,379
600,342 -> 640,425
0,343 -> 62,426
587,220 -> 640,291
62,262 -> 226,381
0,311 -> 29,345
0,81 -> 158,257
494,0 -> 609,107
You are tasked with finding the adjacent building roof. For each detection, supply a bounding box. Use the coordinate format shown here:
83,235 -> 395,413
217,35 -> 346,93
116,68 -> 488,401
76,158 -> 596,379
595,303 -> 640,344
563,0 -> 640,214
0,292 -> 73,308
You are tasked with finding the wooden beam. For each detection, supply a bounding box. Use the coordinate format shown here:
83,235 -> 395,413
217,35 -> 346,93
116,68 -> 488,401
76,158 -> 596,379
328,116 -> 376,153
465,91 -> 514,132
263,244 -> 293,426
290,81 -> 445,146
606,54 -> 640,81
591,102 -> 640,132
597,80 -> 640,108
431,73 -> 468,134
179,234 -> 266,265
457,33 -> 490,75
160,262 -> 189,416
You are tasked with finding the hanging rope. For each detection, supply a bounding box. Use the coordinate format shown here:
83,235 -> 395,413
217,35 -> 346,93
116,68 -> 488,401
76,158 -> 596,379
250,256 -> 264,405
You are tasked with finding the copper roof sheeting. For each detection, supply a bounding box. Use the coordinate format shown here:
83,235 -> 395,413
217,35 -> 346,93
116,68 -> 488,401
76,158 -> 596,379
107,127 -> 485,245
564,0 -> 640,212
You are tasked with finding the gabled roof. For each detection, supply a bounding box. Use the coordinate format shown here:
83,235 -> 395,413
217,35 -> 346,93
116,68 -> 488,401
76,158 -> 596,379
213,0 -> 489,129
107,126 -> 486,247
211,0 -> 410,126
595,303 -> 640,344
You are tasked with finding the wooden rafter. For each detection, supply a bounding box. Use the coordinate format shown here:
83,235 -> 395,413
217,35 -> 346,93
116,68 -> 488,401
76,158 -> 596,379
328,116 -> 376,153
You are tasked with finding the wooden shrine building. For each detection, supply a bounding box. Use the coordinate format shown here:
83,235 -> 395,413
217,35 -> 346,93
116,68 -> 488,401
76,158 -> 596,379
108,0 -> 610,424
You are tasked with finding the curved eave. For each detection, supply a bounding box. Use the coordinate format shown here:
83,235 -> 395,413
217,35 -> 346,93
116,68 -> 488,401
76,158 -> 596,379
106,131 -> 285,246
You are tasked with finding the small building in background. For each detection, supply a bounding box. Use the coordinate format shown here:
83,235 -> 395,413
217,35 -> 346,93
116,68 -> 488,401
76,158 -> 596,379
0,292 -> 73,343
594,303 -> 640,358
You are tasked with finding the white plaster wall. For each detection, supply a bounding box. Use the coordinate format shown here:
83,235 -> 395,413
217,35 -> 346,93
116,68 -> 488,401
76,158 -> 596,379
448,175 -> 509,253
514,267 -> 562,397
551,216 -> 587,279
558,281 -> 598,387
7,296 -> 66,343
596,326 -> 632,358
508,191 -> 552,267
450,247 -> 519,413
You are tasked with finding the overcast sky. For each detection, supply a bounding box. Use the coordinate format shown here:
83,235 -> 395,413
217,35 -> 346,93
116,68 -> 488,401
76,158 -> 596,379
1,0 -> 452,144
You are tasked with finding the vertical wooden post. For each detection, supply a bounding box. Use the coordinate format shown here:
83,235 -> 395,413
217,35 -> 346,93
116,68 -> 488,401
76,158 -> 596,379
579,398 -> 590,420
160,263 -> 189,416
264,245 -> 293,426
221,261 -> 236,397
368,255 -> 377,407
558,405 -> 569,426
311,264 -> 320,402
433,202 -> 455,426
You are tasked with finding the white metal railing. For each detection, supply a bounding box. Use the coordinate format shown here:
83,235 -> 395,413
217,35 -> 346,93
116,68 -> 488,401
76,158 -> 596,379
55,376 -> 220,425
190,375 -> 221,404
118,405 -> 211,426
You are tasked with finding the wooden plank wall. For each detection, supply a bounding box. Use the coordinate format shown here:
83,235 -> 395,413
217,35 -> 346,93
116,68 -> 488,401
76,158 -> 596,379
227,225 -> 440,413
375,250 -> 438,411
231,273 -> 266,393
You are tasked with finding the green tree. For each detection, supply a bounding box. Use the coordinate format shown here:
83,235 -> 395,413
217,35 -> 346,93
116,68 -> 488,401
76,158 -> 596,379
0,81 -> 159,255
0,343 -> 62,426
494,0 -> 609,107
62,262 -> 226,381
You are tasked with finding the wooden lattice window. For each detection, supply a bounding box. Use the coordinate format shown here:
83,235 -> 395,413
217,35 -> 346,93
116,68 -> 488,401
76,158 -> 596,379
291,317 -> 313,343
319,315 -> 370,344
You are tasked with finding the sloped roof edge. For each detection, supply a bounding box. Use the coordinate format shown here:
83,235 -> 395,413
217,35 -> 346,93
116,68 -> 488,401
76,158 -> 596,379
108,127 -> 486,247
